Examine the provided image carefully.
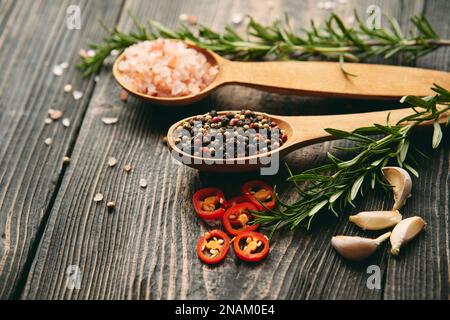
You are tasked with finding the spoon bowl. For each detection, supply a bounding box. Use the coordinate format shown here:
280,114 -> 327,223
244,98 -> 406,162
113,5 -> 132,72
113,40 -> 450,106
113,43 -> 224,105
166,108 -> 447,173
167,108 -> 449,173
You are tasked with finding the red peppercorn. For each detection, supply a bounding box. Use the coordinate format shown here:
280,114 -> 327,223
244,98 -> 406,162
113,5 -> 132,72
212,116 -> 221,123
281,133 -> 288,142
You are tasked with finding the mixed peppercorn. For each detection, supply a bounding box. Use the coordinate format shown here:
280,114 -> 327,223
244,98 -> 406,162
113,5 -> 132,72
193,181 -> 275,264
173,110 -> 288,159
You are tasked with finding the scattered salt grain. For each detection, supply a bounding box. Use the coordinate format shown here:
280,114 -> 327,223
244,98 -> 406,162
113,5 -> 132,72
123,164 -> 132,172
179,13 -> 197,24
64,84 -> 73,93
53,65 -> 63,76
87,50 -> 96,57
102,117 -> 119,125
62,118 -> 70,127
346,16 -> 355,25
106,201 -> 115,210
108,157 -> 118,167
60,62 -> 69,69
94,193 -> 104,202
79,49 -> 89,59
94,76 -> 100,83
73,91 -> 83,100
324,1 -> 336,10
44,118 -> 53,125
119,89 -> 128,102
179,13 -> 189,22
49,110 -> 63,120
117,39 -> 218,97
110,49 -> 120,57
63,156 -> 70,164
231,12 -> 244,25
140,178 -> 148,188
44,138 -> 53,145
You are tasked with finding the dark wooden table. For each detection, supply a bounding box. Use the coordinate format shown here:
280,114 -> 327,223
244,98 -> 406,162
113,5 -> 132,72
0,0 -> 449,300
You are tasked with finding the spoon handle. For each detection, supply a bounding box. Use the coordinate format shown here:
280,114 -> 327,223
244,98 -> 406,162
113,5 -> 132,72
285,107 -> 447,148
221,61 -> 450,99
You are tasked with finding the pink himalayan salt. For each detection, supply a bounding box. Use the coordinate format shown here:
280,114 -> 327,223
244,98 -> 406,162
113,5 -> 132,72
117,39 -> 219,97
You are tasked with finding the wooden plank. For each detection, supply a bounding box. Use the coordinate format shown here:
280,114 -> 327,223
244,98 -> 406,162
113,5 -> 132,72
383,0 -> 450,300
0,0 -> 124,299
21,0 -> 448,300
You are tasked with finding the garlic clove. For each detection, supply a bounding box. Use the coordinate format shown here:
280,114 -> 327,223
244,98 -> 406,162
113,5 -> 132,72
349,210 -> 402,230
390,216 -> 426,255
331,232 -> 391,261
382,167 -> 412,210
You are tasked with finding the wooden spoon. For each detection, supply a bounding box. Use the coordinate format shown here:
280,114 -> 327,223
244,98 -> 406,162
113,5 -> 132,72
167,108 -> 448,173
113,41 -> 450,106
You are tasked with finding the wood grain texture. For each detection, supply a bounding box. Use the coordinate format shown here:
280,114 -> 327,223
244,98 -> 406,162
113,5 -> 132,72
383,0 -> 450,300
9,0 -> 449,300
0,0 -> 124,299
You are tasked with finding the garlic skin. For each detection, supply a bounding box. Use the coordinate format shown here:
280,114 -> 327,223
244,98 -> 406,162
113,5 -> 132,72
382,167 -> 412,210
331,232 -> 391,261
349,210 -> 402,230
390,216 -> 426,255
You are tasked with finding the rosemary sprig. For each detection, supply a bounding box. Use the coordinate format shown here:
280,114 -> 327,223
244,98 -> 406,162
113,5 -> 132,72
254,84 -> 450,234
77,11 -> 450,76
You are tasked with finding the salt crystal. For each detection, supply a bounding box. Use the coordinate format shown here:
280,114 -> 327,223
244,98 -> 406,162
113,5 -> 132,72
324,1 -> 336,9
171,80 -> 185,96
110,49 -> 119,57
44,118 -> 53,125
53,65 -> 63,76
108,157 -> 118,167
102,117 -> 119,125
94,193 -> 104,202
346,16 -> 355,25
64,84 -> 72,93
49,110 -> 63,120
123,164 -> 132,172
44,138 -> 52,145
60,62 -> 69,69
63,156 -> 70,164
179,14 -> 197,24
119,89 -> 128,102
117,39 -> 218,97
79,49 -> 89,58
94,76 -> 100,82
179,13 -> 189,22
73,91 -> 83,100
62,118 -> 70,127
231,13 -> 244,25
140,178 -> 148,188
87,50 -> 96,57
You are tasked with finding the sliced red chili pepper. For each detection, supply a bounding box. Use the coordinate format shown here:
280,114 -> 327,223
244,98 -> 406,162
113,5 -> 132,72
196,229 -> 230,265
193,188 -> 226,220
223,202 -> 259,236
223,196 -> 250,210
241,180 -> 275,211
233,231 -> 270,262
